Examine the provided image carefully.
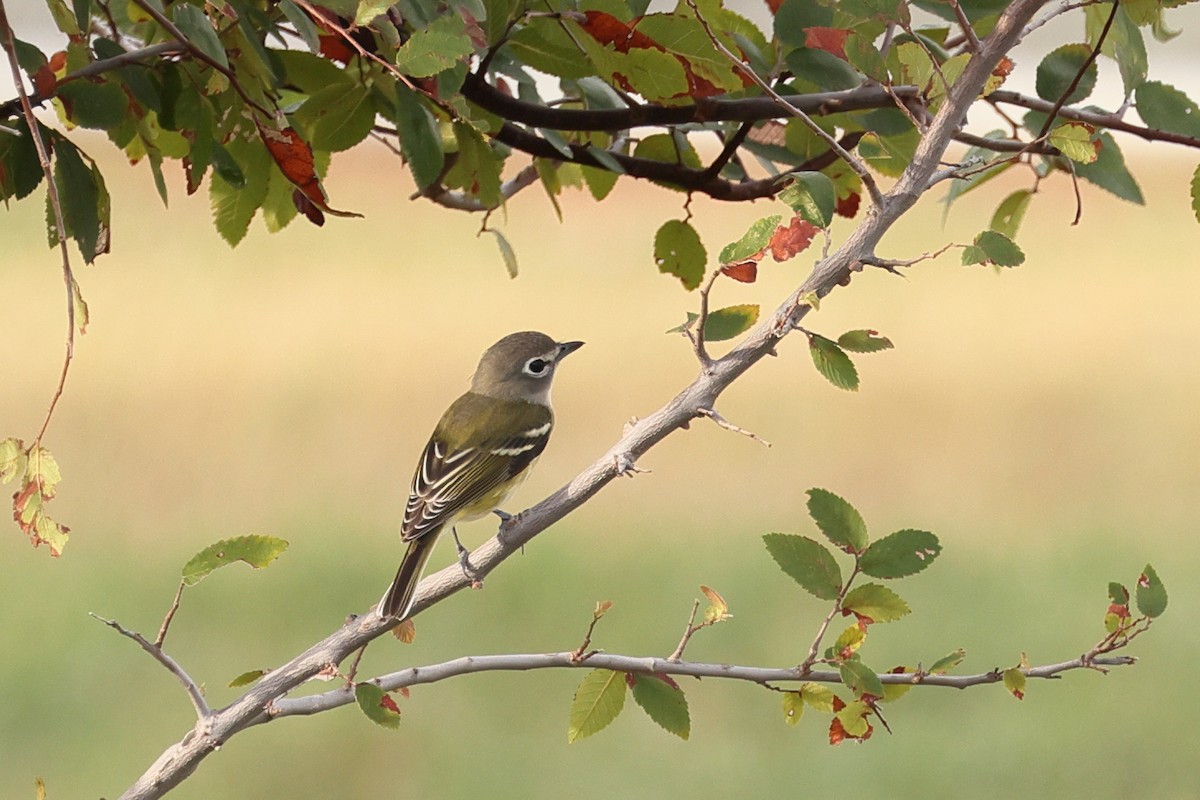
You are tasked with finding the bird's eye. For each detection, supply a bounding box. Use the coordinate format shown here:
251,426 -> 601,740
524,358 -> 549,376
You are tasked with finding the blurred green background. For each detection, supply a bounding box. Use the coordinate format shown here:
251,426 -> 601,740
2,132 -> 1198,799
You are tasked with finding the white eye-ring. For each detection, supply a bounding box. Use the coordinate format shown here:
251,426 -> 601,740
524,357 -> 550,377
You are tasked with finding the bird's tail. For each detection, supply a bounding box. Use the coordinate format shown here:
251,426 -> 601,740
380,533 -> 439,620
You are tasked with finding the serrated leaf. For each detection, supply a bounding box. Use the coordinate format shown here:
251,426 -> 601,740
799,681 -> 836,712
568,669 -> 626,743
1002,667 -> 1026,700
355,683 -> 402,728
928,648 -> 966,674
630,674 -> 690,740
172,4 -> 229,70
228,669 -> 266,688
1035,44 -> 1097,105
1049,122 -> 1098,164
392,84 -> 444,191
294,83 -> 377,152
1135,564 -> 1167,618
837,329 -> 893,353
719,215 -> 782,264
859,529 -> 941,578
486,228 -> 518,278
841,583 -> 910,623
1108,582 -> 1130,606
26,445 -> 61,497
654,219 -> 706,290
834,698 -> 873,740
778,172 -> 835,227
963,229 -> 1024,267
394,14 -> 475,77
762,533 -> 842,600
56,79 -> 128,130
210,140 -> 271,246
782,691 -> 805,726
53,139 -> 102,263
181,534 -> 290,586
703,304 -> 759,342
806,488 -> 868,553
839,659 -> 885,699
808,333 -> 859,391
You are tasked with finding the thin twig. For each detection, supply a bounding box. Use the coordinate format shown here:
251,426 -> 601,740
860,243 -> 956,272
695,407 -> 771,447
1033,0 -> 1119,143
667,600 -> 702,662
799,565 -> 860,673
92,614 -> 211,719
154,581 -> 187,648
0,0 -> 75,444
949,0 -> 982,52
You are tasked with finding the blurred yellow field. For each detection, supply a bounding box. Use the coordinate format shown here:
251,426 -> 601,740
2,139 -> 1198,798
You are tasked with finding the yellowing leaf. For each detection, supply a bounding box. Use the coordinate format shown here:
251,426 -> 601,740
781,691 -> 805,726
799,682 -> 836,713
567,669 -> 626,743
228,669 -> 266,688
1003,667 -> 1026,700
181,534 -> 290,586
841,583 -> 911,623
700,584 -> 731,623
0,437 -> 26,483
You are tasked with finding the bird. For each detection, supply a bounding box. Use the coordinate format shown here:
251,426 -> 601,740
379,331 -> 584,620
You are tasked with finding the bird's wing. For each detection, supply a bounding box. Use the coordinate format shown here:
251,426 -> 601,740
401,398 -> 551,542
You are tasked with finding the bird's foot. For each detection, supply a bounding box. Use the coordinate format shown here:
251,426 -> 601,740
451,527 -> 483,589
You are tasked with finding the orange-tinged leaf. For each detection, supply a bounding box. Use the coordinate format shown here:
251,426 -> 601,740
769,216 -> 817,261
32,64 -> 56,97
393,618 -> 416,643
581,11 -> 659,53
257,123 -> 362,221
700,584 -> 731,622
720,261 -> 758,283
805,27 -> 850,59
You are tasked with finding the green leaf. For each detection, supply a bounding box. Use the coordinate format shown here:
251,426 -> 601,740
1135,564 -> 1168,618
279,0 -> 321,52
1002,667 -> 1026,700
1048,122 -> 1098,164
703,304 -> 759,342
486,228 -> 518,278
1075,132 -> 1143,204
989,190 -> 1032,239
808,333 -> 859,391
781,691 -> 805,726
837,329 -> 893,353
833,623 -> 865,656
355,0 -> 394,24
567,669 -> 626,743
962,229 -> 1024,267
56,79 -> 128,130
391,84 -> 444,191
52,138 -> 102,263
654,219 -> 707,291
615,47 -> 689,102
394,14 -> 475,77
1035,44 -> 1098,105
210,142 -> 245,188
1086,3 -> 1146,96
210,139 -> 271,246
881,667 -> 915,702
1135,81 -> 1200,138
294,83 -> 377,153
581,164 -> 619,200
444,123 -> 503,208
799,681 -> 836,712
841,583 -> 911,623
172,4 -> 229,70
181,534 -> 290,586
806,488 -> 868,553
1108,582 -> 1130,606
630,674 -> 689,740
928,648 -> 966,674
719,214 -> 782,264
228,669 -> 266,688
835,698 -> 872,737
0,121 -> 43,202
839,659 -> 885,699
859,529 -> 941,578
762,533 -> 842,600
355,683 -> 402,728
778,172 -> 835,227
507,21 -> 593,80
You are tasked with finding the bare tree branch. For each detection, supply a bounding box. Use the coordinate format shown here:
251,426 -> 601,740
91,614 -> 211,719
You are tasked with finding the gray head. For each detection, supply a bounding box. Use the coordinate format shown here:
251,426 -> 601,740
470,331 -> 584,404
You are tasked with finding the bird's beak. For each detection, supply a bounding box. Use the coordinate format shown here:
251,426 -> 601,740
555,340 -> 585,361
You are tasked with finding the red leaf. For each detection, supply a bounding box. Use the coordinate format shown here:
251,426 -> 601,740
764,0 -> 784,13
835,192 -> 861,219
32,64 -> 56,97
721,261 -> 758,283
256,123 -> 362,223
805,27 -> 850,60
317,33 -> 354,63
581,11 -> 660,53
48,50 -> 67,74
1107,603 -> 1130,619
769,216 -> 817,261
293,189 -> 325,226
828,716 -> 848,745
379,694 -> 401,714
993,56 -> 1014,80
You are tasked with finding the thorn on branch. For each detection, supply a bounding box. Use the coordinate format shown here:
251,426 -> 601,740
696,407 -> 771,448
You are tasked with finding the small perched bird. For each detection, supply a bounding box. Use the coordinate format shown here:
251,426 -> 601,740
380,331 -> 584,620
